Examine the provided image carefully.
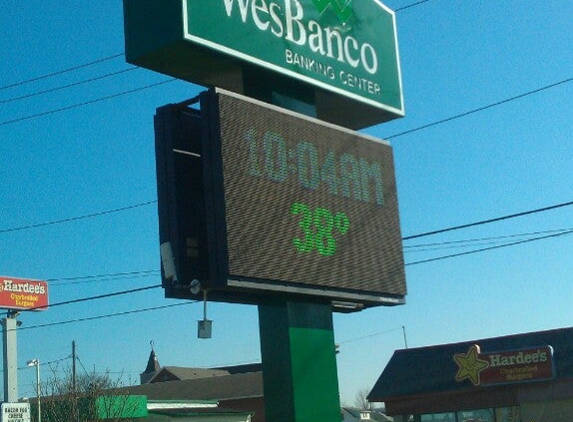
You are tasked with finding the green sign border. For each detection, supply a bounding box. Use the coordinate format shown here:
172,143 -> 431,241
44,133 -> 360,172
182,0 -> 404,117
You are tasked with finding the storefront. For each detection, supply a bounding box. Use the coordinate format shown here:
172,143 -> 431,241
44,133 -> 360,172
368,327 -> 573,422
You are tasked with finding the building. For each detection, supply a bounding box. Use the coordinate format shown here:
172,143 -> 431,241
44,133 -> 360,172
127,346 -> 265,422
368,327 -> 573,422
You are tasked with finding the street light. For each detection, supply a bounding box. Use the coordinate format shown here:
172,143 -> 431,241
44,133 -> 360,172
27,359 -> 41,422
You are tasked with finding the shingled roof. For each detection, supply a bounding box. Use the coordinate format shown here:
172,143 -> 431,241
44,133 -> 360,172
148,366 -> 231,383
123,371 -> 264,401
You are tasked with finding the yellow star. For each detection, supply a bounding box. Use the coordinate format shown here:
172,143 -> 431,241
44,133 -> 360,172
454,344 -> 489,386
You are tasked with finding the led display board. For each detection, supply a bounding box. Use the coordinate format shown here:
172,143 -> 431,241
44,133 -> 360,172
124,0 -> 404,129
155,89 -> 406,310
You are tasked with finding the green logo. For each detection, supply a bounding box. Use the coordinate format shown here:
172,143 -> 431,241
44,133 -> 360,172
311,0 -> 353,23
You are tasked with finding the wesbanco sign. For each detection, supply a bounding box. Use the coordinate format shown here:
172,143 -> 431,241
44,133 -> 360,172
124,0 -> 404,129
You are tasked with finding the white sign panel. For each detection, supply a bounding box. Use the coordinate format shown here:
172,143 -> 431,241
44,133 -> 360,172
1,403 -> 30,422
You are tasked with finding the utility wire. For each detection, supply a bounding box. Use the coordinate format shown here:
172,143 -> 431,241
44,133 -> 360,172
11,227 -> 572,330
402,200 -> 573,240
404,228 -> 572,249
386,77 -> 573,140
396,0 -> 433,12
31,285 -> 161,311
0,67 -> 138,104
406,228 -> 573,266
3,198 -> 569,245
0,53 -> 125,91
338,327 -> 403,345
0,79 -> 176,127
19,301 -> 195,331
0,200 -> 157,234
404,228 -> 573,253
46,269 -> 160,285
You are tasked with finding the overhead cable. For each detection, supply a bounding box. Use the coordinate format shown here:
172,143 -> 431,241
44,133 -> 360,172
405,228 -> 573,266
396,0 -> 433,12
0,200 -> 157,234
0,79 -> 176,127
0,67 -> 138,104
386,77 -> 573,140
30,285 -> 161,311
0,53 -> 125,91
403,200 -> 573,240
19,301 -> 195,331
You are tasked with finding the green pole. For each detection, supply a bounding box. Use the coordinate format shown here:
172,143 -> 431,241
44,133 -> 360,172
246,69 -> 341,422
258,299 -> 341,422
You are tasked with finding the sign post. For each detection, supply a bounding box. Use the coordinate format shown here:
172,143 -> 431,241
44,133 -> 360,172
2,315 -> 19,404
259,300 -> 341,422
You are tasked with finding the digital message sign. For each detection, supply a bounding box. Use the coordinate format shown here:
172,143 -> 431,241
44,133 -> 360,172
155,89 -> 406,310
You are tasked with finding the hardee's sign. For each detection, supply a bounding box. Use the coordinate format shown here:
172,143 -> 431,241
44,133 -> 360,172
454,344 -> 554,386
0,276 -> 49,311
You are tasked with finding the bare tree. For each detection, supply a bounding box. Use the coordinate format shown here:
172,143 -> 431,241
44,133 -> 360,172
34,364 -> 140,422
353,387 -> 372,410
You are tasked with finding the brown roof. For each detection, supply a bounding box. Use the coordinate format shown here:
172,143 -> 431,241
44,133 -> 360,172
122,371 -> 264,401
149,366 -> 231,383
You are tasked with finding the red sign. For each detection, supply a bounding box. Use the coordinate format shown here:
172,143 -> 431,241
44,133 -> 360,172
454,344 -> 554,386
0,276 -> 49,311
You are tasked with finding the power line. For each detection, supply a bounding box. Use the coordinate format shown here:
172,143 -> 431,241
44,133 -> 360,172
0,200 -> 157,234
405,228 -> 573,266
404,227 -> 573,253
403,200 -> 573,240
10,226 -> 572,331
46,269 -> 160,285
0,67 -> 138,105
338,327 -> 403,345
395,0 -> 434,12
0,53 -> 125,91
385,77 -> 573,140
34,285 -> 161,311
19,301 -> 195,331
0,79 -> 176,127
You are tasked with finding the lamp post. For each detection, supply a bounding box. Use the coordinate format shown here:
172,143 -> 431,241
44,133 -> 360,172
27,359 -> 41,422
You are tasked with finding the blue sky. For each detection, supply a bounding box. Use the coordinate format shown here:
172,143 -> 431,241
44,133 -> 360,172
1,0 -> 572,406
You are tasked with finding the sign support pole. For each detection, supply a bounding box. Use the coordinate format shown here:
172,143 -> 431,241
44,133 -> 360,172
258,299 -> 341,422
2,311 -> 20,403
246,82 -> 341,422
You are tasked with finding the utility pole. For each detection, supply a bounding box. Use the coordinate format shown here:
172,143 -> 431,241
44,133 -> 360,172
72,341 -> 77,394
2,311 -> 20,403
72,341 -> 78,422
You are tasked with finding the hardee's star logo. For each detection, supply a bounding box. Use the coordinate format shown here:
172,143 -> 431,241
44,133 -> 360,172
454,344 -> 489,386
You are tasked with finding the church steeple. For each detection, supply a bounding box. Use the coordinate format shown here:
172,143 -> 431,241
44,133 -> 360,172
140,340 -> 161,384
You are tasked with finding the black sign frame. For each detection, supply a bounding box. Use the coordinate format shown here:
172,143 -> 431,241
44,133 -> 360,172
155,89 -> 406,311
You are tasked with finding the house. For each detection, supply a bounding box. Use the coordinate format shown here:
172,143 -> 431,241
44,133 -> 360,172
342,407 -> 393,422
121,346 -> 266,422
